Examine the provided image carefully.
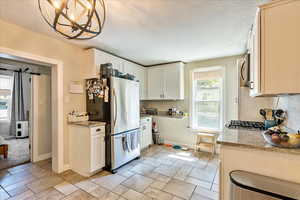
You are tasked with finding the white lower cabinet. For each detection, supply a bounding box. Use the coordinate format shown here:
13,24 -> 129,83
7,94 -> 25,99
69,125 -> 105,177
91,134 -> 105,172
140,117 -> 152,150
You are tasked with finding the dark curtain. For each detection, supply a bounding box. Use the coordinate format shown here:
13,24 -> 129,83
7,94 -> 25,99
9,72 -> 26,136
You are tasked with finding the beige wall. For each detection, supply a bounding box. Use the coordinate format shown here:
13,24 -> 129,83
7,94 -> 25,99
238,87 -> 274,121
0,19 -> 90,165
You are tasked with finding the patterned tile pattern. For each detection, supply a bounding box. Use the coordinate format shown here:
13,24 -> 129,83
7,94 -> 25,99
0,145 -> 219,200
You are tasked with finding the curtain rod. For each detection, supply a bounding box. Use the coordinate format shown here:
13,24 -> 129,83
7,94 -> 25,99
0,67 -> 41,76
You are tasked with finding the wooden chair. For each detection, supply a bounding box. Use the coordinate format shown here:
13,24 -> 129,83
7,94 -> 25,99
0,144 -> 8,159
195,132 -> 219,155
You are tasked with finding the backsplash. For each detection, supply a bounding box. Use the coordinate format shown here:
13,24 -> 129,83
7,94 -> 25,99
238,87 -> 274,121
276,95 -> 300,131
142,100 -> 186,112
141,94 -> 300,132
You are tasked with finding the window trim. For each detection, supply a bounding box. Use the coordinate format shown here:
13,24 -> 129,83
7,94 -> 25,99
0,74 -> 13,121
190,66 -> 225,132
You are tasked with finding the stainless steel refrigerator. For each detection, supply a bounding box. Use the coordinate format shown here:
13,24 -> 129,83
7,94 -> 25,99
86,76 -> 140,173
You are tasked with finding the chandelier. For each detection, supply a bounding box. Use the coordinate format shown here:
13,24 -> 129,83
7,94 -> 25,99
38,0 -> 106,40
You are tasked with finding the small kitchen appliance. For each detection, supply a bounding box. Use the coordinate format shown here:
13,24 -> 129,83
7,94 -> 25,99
16,121 -> 29,138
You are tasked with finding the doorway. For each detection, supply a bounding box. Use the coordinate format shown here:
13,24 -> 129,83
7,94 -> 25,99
0,47 -> 64,173
0,58 -> 51,170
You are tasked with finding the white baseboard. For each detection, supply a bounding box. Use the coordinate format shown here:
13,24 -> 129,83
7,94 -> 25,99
163,140 -> 196,150
64,164 -> 70,171
35,152 -> 52,162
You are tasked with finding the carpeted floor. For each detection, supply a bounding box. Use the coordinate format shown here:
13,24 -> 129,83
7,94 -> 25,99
0,137 -> 30,170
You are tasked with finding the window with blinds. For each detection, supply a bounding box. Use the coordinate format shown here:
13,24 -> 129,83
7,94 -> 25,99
191,68 -> 223,131
0,75 -> 13,120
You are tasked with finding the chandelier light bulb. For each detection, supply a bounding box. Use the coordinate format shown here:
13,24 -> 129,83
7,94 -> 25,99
52,0 -> 60,9
69,13 -> 75,21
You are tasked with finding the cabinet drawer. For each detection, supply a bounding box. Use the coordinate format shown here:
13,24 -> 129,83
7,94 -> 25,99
90,126 -> 105,135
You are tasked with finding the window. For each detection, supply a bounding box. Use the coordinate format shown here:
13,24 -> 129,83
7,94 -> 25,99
191,67 -> 223,131
0,75 -> 13,121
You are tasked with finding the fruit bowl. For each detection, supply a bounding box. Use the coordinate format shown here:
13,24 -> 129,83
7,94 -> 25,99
262,131 -> 300,148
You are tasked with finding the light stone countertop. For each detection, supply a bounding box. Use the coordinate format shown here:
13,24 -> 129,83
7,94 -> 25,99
140,115 -> 153,120
68,121 -> 106,128
217,128 -> 300,155
141,113 -> 186,119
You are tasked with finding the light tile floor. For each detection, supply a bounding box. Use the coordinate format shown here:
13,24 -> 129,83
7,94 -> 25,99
0,138 -> 30,170
0,145 -> 219,200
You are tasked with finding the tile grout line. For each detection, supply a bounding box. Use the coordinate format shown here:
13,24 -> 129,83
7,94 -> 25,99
0,184 -> 11,198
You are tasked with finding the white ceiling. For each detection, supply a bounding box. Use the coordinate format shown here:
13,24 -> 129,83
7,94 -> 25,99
0,0 -> 263,66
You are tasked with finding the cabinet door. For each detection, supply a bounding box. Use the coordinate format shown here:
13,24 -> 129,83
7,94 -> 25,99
145,118 -> 152,146
164,64 -> 184,99
249,10 -> 261,97
139,125 -> 143,149
136,66 -> 147,100
261,1 -> 300,94
147,67 -> 164,100
91,134 -> 105,172
111,57 -> 124,73
123,62 -> 147,100
123,61 -> 136,76
140,124 -> 147,149
94,49 -> 114,76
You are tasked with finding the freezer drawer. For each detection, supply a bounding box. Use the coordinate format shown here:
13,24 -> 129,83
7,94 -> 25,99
111,129 -> 140,170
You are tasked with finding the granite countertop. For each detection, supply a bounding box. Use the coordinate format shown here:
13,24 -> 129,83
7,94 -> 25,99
217,128 -> 300,155
69,121 -> 106,128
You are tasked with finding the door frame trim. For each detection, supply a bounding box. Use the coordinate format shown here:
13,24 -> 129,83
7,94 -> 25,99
0,47 -> 64,173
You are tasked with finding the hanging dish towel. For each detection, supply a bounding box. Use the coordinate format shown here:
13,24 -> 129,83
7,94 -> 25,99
131,131 -> 138,150
122,135 -> 128,152
126,133 -> 131,152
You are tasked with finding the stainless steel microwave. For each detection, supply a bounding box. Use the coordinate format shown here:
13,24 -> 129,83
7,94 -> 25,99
240,53 -> 250,88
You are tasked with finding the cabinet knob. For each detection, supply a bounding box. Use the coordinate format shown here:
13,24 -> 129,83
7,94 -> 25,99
96,128 -> 101,132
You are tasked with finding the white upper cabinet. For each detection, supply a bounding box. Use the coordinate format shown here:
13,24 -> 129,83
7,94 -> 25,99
123,61 -> 147,100
250,0 -> 300,96
147,62 -> 184,100
164,64 -> 184,99
249,10 -> 261,97
147,67 -> 165,99
93,49 -> 124,73
91,48 -> 147,100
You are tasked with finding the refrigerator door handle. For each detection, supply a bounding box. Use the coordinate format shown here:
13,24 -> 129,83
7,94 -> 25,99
113,88 -> 118,130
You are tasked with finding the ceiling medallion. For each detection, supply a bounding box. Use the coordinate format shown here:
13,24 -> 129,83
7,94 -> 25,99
38,0 -> 105,40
